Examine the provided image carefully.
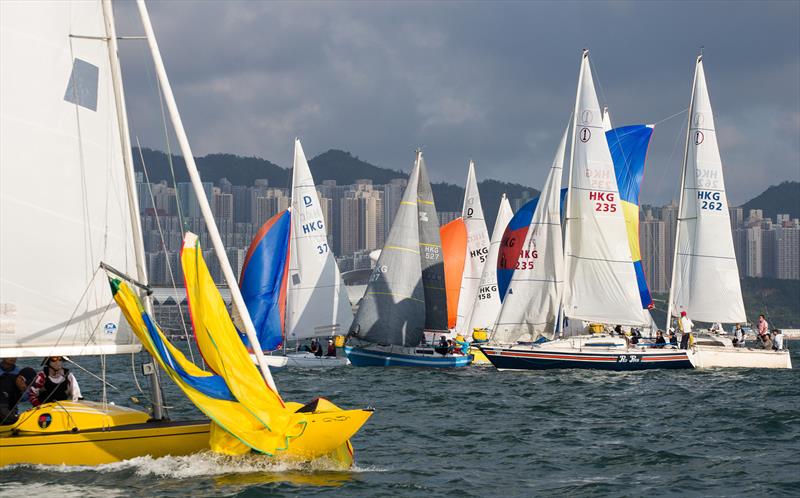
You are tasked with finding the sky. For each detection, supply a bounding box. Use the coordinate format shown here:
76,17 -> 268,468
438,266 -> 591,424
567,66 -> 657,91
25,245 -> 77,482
115,0 -> 800,205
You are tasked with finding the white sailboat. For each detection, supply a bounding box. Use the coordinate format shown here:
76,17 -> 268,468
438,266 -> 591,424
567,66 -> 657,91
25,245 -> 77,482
284,139 -> 353,367
667,56 -> 790,369
0,0 -> 208,465
481,50 -> 693,371
490,127 -> 567,344
464,195 -> 514,337
453,161 -> 491,338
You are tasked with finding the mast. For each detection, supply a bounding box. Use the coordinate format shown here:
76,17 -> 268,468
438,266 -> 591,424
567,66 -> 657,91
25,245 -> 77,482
101,0 -> 164,419
559,48 -> 587,328
665,54 -> 701,332
135,0 -> 277,392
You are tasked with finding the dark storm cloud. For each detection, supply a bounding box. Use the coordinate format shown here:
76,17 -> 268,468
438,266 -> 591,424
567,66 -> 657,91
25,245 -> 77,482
115,0 -> 799,205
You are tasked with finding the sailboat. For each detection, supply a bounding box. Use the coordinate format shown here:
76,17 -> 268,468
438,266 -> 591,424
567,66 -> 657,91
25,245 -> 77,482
481,50 -> 693,370
453,162 -> 491,338
0,0 -> 208,466
0,0 -> 371,467
240,139 -> 353,368
666,55 -> 791,369
463,195 -> 514,364
345,151 -> 472,367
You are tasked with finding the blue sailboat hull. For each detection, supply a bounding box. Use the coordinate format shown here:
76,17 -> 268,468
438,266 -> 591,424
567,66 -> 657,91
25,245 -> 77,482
345,346 -> 472,368
480,346 -> 693,371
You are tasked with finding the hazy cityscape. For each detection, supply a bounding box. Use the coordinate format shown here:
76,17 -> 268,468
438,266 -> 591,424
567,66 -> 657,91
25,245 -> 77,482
136,172 -> 800,291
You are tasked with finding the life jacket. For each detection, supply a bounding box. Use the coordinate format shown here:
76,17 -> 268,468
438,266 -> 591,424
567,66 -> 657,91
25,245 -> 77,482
40,367 -> 70,403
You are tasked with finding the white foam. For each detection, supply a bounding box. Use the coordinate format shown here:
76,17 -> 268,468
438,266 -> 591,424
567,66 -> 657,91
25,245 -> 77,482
3,452 -> 388,479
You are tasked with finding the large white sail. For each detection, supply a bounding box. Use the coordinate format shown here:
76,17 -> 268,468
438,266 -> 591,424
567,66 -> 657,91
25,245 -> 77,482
493,127 -> 567,343
668,57 -> 745,324
454,161 -> 490,335
464,195 -> 513,336
0,1 -> 139,357
286,139 -> 354,341
562,52 -> 646,326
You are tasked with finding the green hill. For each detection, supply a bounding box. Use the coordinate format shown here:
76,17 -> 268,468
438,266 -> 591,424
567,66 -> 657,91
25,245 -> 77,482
132,148 -> 537,228
739,181 -> 800,220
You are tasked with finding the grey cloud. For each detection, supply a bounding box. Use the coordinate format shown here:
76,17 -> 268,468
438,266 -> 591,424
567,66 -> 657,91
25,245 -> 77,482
116,0 -> 799,205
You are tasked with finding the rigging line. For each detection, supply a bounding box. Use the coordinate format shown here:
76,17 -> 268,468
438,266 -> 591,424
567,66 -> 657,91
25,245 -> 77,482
654,108 -> 688,126
136,139 -> 198,366
66,355 -> 120,391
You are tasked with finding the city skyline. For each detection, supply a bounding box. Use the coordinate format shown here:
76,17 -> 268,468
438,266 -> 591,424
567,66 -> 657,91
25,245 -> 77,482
136,173 -> 800,289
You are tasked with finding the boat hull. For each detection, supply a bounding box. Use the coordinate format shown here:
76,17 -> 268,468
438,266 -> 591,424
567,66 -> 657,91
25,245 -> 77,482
689,346 -> 792,369
286,352 -> 349,368
345,346 -> 472,368
1,419 -> 209,467
480,345 -> 693,371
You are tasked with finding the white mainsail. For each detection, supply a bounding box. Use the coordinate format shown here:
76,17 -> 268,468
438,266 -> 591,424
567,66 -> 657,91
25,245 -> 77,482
562,51 -> 646,326
667,57 -> 745,324
286,139 -> 354,341
493,127 -> 567,343
464,195 -> 513,336
0,0 -> 140,357
454,161 -> 490,335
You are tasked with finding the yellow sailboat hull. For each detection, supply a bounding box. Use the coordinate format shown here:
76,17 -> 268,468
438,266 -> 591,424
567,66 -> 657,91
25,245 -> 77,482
469,345 -> 491,365
0,401 -> 209,467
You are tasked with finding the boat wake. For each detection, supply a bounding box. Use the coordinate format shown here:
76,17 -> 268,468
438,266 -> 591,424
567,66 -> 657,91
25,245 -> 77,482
4,451 -> 387,481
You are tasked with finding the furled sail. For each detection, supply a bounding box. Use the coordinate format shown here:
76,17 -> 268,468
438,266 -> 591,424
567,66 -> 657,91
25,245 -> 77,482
464,196 -> 514,336
348,158 -> 425,347
240,210 -> 291,351
0,0 -> 139,357
454,162 -> 490,335
285,139 -> 353,341
607,124 -> 656,309
668,57 -> 745,323
416,154 -> 449,332
440,219 -> 467,330
492,127 -> 567,343
562,52 -> 647,326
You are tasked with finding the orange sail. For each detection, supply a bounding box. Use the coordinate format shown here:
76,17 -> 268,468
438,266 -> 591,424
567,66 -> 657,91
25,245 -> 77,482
440,218 -> 467,329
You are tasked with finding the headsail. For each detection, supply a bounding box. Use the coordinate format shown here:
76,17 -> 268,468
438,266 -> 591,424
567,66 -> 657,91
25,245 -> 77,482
416,153 -> 449,332
440,219 -> 467,330
0,0 -> 139,357
668,57 -> 745,324
562,51 -> 646,326
607,124 -> 656,309
463,196 -> 513,336
492,127 -> 567,343
348,158 -> 425,347
240,210 -> 291,351
285,139 -> 353,341
454,162 -> 490,335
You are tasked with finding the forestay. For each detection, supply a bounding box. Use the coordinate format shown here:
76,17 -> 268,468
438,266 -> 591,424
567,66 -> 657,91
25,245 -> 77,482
492,127 -> 566,343
464,195 -> 513,336
349,158 -> 425,347
0,0 -> 139,357
416,155 -> 449,332
454,161 -> 490,335
669,57 -> 745,323
286,139 -> 353,341
562,52 -> 646,326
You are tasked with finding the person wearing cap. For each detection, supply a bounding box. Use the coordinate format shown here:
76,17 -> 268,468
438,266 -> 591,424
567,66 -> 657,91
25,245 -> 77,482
29,356 -> 81,407
1,366 -> 36,425
325,339 -> 337,357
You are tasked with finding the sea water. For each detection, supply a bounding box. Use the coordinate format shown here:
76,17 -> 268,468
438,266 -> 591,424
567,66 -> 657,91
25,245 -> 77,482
1,344 -> 798,497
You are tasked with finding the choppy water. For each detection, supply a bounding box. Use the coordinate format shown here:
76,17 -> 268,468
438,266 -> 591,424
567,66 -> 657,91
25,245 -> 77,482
2,344 -> 799,497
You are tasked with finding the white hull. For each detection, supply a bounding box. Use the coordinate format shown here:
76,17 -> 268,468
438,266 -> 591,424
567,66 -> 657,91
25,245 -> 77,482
689,346 -> 792,369
286,352 -> 349,368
